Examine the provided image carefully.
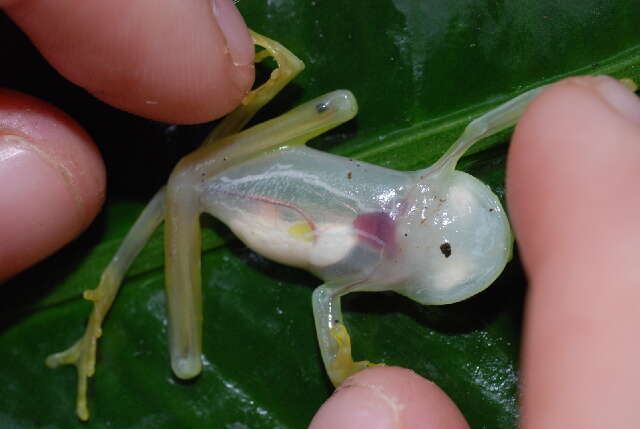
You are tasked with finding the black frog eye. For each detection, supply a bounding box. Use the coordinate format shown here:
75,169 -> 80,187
315,102 -> 329,113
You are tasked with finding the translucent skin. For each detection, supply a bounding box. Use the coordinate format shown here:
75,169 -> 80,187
203,145 -> 510,305
45,31 -> 552,420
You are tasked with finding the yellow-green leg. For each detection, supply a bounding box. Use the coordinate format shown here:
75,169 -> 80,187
46,31 -> 307,420
46,189 -> 166,420
312,283 -> 383,387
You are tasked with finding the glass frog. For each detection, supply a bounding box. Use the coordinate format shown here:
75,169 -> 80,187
46,31 -> 549,420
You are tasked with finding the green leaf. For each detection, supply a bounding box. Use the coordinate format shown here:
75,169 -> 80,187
1,2 -> 640,428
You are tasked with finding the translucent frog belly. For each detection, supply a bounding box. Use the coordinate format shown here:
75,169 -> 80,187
200,146 -> 413,273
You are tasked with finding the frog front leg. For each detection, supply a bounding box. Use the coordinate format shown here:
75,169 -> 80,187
312,282 -> 381,386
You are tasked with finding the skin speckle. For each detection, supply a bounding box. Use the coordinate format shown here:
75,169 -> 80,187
440,242 -> 452,258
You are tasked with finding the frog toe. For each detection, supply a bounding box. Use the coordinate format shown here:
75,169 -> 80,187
327,323 -> 384,386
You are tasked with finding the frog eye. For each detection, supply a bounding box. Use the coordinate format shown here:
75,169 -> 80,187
315,102 -> 329,113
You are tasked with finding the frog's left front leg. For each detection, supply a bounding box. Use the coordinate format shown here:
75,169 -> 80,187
312,282 -> 382,386
164,171 -> 205,379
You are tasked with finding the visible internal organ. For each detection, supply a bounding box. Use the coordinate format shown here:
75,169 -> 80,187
226,197 -> 315,270
225,191 -> 401,276
222,191 -> 356,269
352,212 -> 397,256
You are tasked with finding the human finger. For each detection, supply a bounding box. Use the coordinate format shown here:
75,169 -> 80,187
2,0 -> 254,124
309,366 -> 469,429
507,75 -> 640,428
0,89 -> 105,281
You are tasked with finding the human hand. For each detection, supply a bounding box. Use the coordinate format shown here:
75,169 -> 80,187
309,76 -> 640,429
0,0 -> 254,281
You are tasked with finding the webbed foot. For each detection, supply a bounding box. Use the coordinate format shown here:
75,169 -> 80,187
327,323 -> 384,387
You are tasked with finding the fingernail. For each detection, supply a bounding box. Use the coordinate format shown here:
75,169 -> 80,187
212,0 -> 254,68
310,383 -> 400,429
0,135 -> 81,278
591,75 -> 640,124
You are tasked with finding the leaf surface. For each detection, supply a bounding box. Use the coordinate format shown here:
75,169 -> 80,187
1,2 -> 639,428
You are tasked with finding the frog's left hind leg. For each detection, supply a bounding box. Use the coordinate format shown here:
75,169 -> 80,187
46,189 -> 166,420
312,282 -> 383,386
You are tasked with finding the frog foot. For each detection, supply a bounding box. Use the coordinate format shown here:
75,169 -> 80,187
46,286 -> 110,421
327,323 -> 384,387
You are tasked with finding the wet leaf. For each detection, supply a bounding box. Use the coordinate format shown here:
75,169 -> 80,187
1,1 -> 640,428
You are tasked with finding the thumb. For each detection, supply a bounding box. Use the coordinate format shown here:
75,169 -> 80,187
0,89 -> 105,282
508,76 -> 640,427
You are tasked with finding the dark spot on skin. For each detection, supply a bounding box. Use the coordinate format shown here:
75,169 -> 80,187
404,233 -> 408,237
440,242 -> 452,258
316,102 -> 329,113
347,172 -> 352,179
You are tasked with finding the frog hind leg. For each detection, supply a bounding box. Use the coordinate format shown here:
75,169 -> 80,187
161,33 -> 308,380
46,189 -> 166,420
312,282 -> 384,387
202,31 -> 305,144
46,32 -> 308,420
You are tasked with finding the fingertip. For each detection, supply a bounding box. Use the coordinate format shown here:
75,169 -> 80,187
0,89 -> 105,281
507,76 -> 640,428
507,75 -> 640,273
310,367 -> 468,429
5,0 -> 254,124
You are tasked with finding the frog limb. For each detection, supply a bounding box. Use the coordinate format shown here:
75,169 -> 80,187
432,77 -> 637,174
165,89 -> 358,379
46,31 -> 307,420
45,189 -> 166,421
312,282 -> 381,387
203,31 -> 305,144
430,85 -> 547,173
